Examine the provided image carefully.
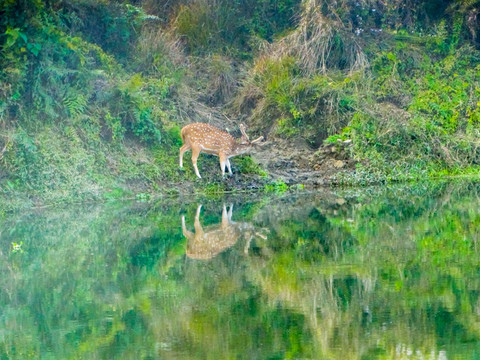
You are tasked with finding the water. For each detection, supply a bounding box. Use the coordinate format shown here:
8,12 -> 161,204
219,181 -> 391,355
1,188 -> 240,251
1,181 -> 480,359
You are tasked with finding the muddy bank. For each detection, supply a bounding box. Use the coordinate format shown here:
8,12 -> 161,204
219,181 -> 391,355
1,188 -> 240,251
251,137 -> 356,188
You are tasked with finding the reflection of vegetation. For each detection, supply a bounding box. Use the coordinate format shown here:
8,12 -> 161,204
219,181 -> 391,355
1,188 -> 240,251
0,200 -> 188,359
246,182 -> 480,358
1,183 -> 480,358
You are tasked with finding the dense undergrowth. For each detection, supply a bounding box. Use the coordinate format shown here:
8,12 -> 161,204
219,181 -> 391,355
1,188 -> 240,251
1,0 -> 480,209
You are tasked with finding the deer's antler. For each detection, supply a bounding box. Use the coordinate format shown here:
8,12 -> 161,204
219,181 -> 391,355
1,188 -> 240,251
239,124 -> 250,141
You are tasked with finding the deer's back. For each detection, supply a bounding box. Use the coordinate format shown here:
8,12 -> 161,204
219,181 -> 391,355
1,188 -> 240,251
181,123 -> 234,152
186,224 -> 240,260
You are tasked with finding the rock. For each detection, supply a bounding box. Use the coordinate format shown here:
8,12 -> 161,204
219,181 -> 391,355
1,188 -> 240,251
333,160 -> 345,168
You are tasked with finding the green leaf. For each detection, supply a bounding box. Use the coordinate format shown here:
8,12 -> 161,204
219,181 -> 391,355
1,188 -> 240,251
27,42 -> 42,56
4,27 -> 19,48
19,32 -> 27,43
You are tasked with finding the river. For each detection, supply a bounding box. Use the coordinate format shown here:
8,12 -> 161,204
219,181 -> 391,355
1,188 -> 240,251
0,181 -> 479,359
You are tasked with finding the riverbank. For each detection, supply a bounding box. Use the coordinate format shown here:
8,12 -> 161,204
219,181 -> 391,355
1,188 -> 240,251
2,1 -> 480,212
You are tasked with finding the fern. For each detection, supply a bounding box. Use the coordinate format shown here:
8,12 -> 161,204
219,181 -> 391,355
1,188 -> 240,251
63,92 -> 87,118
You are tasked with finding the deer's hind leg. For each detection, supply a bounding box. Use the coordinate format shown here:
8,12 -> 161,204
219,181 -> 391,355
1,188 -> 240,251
182,216 -> 194,240
179,143 -> 191,168
191,145 -> 202,179
221,204 -> 228,228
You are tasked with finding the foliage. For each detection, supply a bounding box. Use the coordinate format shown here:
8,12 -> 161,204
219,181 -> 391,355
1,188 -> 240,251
0,0 -> 190,204
238,56 -> 359,145
341,44 -> 480,183
264,179 -> 289,193
235,155 -> 268,177
198,55 -> 238,106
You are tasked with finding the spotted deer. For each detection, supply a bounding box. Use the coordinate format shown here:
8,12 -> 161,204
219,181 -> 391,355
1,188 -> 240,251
179,123 -> 264,178
182,204 -> 267,260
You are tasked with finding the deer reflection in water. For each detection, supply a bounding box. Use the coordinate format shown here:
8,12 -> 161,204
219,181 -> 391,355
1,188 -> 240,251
182,204 -> 267,260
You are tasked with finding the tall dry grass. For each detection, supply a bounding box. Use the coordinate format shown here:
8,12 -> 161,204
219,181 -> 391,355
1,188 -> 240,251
266,0 -> 369,75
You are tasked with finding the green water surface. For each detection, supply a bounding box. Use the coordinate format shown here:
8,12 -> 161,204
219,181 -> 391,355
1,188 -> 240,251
1,181 -> 480,359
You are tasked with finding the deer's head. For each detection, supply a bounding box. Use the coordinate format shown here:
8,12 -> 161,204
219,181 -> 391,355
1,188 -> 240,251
234,124 -> 264,155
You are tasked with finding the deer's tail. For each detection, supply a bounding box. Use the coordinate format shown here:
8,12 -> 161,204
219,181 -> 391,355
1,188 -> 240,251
180,125 -> 188,142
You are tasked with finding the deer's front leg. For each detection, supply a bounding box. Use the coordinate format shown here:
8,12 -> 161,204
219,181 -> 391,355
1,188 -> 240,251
194,205 -> 204,235
219,153 -> 227,177
226,159 -> 233,176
